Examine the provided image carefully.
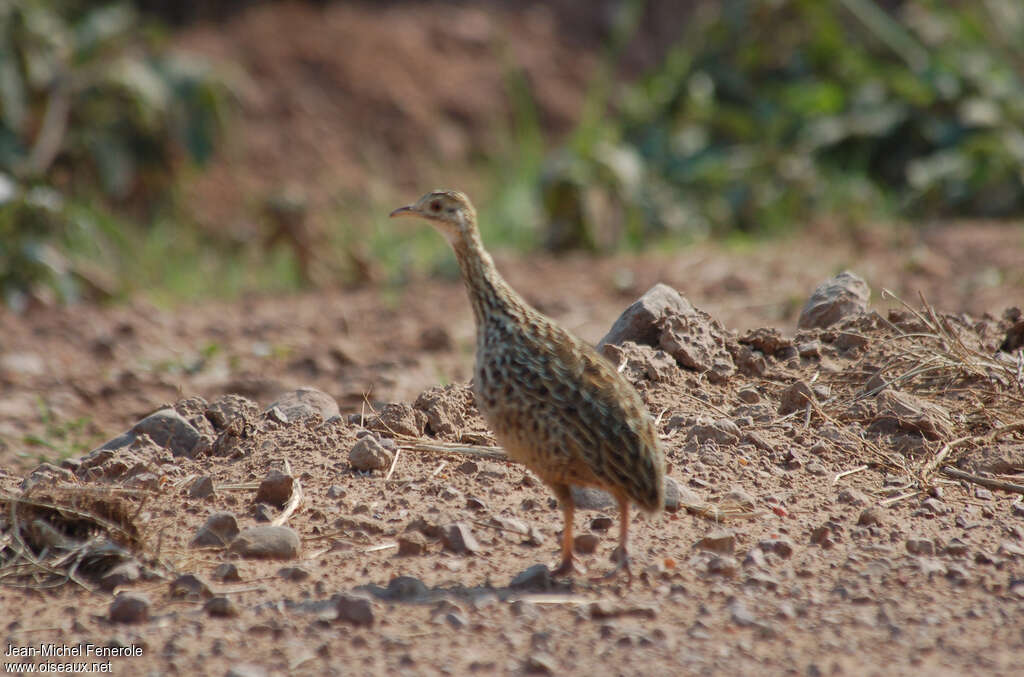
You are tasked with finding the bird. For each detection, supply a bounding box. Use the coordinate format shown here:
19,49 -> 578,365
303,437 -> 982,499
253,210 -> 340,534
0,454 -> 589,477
390,190 -> 665,578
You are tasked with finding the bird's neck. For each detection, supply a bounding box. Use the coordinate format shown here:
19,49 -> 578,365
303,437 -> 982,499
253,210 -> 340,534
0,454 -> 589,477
451,229 -> 524,328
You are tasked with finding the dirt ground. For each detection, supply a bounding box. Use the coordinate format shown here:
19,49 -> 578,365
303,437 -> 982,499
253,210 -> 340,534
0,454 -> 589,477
3,2 -> 1024,676
1,220 -> 1023,677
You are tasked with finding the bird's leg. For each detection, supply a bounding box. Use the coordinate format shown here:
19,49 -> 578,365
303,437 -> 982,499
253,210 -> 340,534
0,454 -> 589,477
598,495 -> 633,581
550,484 -> 583,576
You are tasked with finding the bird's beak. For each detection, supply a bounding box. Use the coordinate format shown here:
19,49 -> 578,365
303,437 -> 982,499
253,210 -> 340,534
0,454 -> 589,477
389,205 -> 416,218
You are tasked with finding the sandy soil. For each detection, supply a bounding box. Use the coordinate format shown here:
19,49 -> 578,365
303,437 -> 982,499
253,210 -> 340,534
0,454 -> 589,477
2,3 -> 1024,676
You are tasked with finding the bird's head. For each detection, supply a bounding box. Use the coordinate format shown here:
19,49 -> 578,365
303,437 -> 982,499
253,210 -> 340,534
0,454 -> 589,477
389,190 -> 477,244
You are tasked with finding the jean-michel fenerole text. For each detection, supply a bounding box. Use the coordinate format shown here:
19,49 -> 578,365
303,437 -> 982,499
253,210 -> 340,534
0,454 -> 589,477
5,643 -> 143,658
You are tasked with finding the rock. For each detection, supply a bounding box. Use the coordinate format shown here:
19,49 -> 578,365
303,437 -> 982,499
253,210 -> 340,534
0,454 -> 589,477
524,652 -> 557,675
906,538 -> 936,556
326,485 -> 346,499
810,525 -> 835,548
729,599 -> 757,627
442,522 -> 481,554
666,478 -> 703,513
204,394 -> 259,431
266,387 -> 339,422
590,516 -> 614,532
213,563 -> 241,582
92,408 -> 203,459
601,341 -> 678,383
255,469 -> 294,507
570,486 -> 615,510
109,593 -> 150,624
335,592 -> 375,626
349,436 -> 394,471
204,596 -> 238,618
573,533 -> 599,555
191,512 -> 240,548
362,576 -> 425,603
723,487 -> 756,510
278,566 -> 310,582
695,529 -> 735,555
797,271 -> 870,329
397,533 -> 427,556
687,419 -> 741,446
658,311 -> 736,382
169,574 -> 212,600
597,283 -> 693,349
188,475 -> 216,499
414,384 -> 472,438
229,526 -> 300,559
920,498 -> 948,515
869,391 -> 952,440
945,538 -> 970,557
1000,317 -> 1024,352
98,560 -> 142,591
778,381 -> 815,415
368,402 -> 426,437
857,508 -> 886,527
737,388 -> 761,404
706,555 -> 739,577
510,564 -> 554,591
958,445 -> 1024,475
759,538 -> 795,559
805,461 -> 828,476
837,488 -> 870,506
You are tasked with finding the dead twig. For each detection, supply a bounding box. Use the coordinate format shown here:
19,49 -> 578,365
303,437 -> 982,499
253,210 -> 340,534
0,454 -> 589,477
939,467 -> 1024,495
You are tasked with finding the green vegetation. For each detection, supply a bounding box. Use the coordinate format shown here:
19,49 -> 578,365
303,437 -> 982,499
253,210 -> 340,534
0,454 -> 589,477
540,0 -> 1024,249
0,0 -> 229,306
3,0 -> 1022,303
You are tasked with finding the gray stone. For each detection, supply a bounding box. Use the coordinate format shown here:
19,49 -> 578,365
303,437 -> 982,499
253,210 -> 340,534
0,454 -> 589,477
92,408 -> 203,458
857,508 -> 886,527
695,529 -> 735,555
169,573 -> 212,600
597,283 -> 693,349
98,560 -> 142,591
778,381 -> 815,415
570,486 -> 615,510
188,475 -> 215,499
798,271 -> 870,329
687,419 -> 741,446
229,526 -> 300,559
204,596 -> 239,618
226,664 -> 267,677
213,562 -> 241,582
442,522 -> 481,555
906,538 -> 936,556
397,532 -> 427,556
109,592 -> 150,624
348,436 -> 393,471
335,592 -> 375,626
266,387 -> 339,422
510,564 -> 554,591
573,533 -> 599,554
191,512 -> 240,548
255,469 -> 294,507
204,394 -> 259,431
869,390 -> 952,441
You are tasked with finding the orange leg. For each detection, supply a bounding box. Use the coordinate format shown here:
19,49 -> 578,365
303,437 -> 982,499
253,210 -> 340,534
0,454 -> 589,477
598,495 -> 633,581
551,484 -> 583,576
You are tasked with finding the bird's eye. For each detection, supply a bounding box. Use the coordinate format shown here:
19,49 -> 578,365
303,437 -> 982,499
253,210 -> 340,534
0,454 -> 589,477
429,200 -> 442,212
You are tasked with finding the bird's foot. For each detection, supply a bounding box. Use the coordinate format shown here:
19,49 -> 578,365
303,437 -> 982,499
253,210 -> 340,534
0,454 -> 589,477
551,556 -> 586,578
592,546 -> 632,582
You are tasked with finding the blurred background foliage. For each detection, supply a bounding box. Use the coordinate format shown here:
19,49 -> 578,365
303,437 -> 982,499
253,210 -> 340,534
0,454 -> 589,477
1,0 -> 1022,306
543,0 -> 1024,250
0,0 -> 229,308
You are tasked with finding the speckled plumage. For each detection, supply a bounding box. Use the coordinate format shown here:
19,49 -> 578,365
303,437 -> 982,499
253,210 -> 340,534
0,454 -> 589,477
391,190 -> 665,577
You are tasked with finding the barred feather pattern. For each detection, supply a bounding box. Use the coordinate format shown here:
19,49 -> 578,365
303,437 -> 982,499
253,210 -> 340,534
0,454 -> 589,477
451,223 -> 666,513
